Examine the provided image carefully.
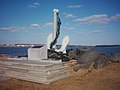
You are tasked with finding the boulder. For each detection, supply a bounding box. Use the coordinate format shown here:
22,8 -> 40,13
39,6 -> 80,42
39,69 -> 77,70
110,53 -> 120,63
76,50 -> 112,70
48,49 -> 69,62
73,62 -> 94,72
68,50 -> 78,60
68,48 -> 91,60
77,51 -> 101,64
93,54 -> 112,69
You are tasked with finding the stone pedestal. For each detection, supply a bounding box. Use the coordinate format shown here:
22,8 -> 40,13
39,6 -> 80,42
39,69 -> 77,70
28,45 -> 47,60
0,60 -> 71,84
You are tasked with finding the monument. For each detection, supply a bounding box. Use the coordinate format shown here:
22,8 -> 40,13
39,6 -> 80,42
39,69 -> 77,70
47,9 -> 70,54
29,8 -> 70,61
0,9 -> 71,84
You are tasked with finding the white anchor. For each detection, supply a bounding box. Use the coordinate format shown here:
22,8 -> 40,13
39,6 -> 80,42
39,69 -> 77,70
47,9 -> 70,54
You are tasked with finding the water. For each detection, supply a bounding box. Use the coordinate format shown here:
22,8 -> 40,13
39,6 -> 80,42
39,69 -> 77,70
0,47 -> 29,56
0,46 -> 120,56
93,47 -> 120,55
66,45 -> 120,55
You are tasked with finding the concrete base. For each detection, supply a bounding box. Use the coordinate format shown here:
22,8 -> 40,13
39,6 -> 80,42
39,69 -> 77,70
0,59 -> 71,84
28,45 -> 48,60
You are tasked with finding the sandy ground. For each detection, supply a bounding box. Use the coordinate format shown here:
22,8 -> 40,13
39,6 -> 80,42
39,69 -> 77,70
0,55 -> 9,60
0,56 -> 120,90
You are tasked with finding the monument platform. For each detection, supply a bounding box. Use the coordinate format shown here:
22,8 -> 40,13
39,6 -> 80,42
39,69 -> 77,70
0,59 -> 71,84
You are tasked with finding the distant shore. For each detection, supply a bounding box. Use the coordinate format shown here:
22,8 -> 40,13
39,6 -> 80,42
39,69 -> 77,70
0,44 -> 120,48
95,45 -> 120,47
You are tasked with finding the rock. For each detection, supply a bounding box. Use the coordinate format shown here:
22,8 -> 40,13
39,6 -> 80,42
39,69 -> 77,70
73,62 -> 95,72
73,61 -> 95,72
75,63 -> 95,76
77,51 -> 101,64
73,64 -> 81,72
110,53 -> 120,63
61,54 -> 70,62
68,51 -> 78,60
76,50 -> 112,70
48,49 -> 70,62
67,60 -> 78,67
72,50 -> 101,71
93,54 -> 112,69
68,48 -> 91,60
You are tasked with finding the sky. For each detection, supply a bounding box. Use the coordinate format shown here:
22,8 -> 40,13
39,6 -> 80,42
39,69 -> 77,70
0,0 -> 120,45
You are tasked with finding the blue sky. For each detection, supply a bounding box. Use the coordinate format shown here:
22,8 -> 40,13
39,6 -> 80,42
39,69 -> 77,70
0,0 -> 120,45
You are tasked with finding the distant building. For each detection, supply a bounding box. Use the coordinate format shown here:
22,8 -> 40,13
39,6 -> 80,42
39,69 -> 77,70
0,44 -> 44,47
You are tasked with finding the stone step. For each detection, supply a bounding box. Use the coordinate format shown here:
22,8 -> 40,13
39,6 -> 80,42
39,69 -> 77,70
1,68 -> 70,84
2,66 -> 70,77
0,60 -> 71,84
0,64 -> 69,73
0,60 -> 68,71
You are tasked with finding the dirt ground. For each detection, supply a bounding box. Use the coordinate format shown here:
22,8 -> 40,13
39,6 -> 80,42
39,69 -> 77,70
0,55 -> 10,60
0,59 -> 120,90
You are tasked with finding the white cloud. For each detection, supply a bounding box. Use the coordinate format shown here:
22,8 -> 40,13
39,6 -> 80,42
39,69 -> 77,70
111,13 -> 120,20
30,23 -> 40,28
67,5 -> 83,8
77,30 -> 86,34
44,22 -> 53,27
33,2 -> 40,6
74,13 -> 120,25
0,26 -> 28,32
63,13 -> 67,15
74,14 -> 110,24
92,30 -> 105,33
0,22 -> 53,33
29,2 -> 40,8
63,26 -> 75,30
65,14 -> 77,18
0,27 -> 12,31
